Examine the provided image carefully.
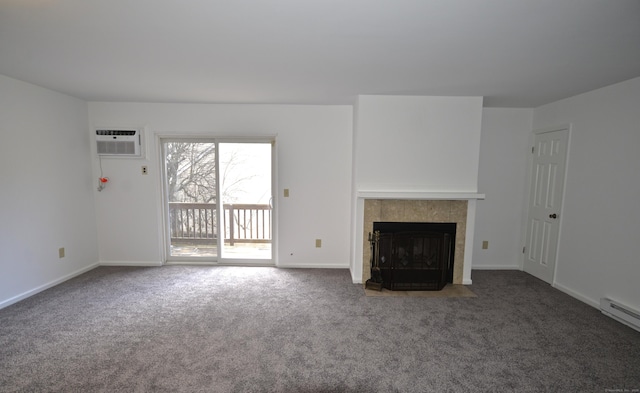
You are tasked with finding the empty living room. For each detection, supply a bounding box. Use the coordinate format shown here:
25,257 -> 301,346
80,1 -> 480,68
1,1 -> 639,392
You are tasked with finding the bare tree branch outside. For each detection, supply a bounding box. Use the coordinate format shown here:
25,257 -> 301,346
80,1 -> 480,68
165,142 -> 264,204
165,142 -> 217,204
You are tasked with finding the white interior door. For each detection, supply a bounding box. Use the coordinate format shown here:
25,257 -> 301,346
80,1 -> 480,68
523,128 -> 569,284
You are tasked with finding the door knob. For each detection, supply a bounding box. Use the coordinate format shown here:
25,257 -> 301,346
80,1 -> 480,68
549,213 -> 557,219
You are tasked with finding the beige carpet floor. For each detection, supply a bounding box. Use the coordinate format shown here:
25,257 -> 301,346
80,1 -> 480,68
2,267 -> 638,392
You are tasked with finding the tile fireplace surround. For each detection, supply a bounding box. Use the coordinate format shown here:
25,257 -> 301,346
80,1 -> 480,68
355,192 -> 484,285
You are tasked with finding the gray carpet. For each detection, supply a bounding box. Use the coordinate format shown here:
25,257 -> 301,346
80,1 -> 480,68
0,266 -> 639,392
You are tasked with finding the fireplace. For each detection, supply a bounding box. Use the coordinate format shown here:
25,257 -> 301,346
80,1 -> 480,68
371,222 -> 456,290
361,198 -> 470,285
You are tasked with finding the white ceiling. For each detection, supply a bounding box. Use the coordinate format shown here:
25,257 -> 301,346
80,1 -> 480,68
1,0 -> 639,107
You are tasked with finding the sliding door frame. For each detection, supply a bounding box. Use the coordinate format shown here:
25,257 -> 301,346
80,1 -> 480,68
158,135 -> 276,266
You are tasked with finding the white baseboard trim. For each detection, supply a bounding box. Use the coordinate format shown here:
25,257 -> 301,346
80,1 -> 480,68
472,265 -> 521,270
553,282 -> 600,309
100,261 -> 349,269
99,261 -> 163,267
0,263 -> 99,310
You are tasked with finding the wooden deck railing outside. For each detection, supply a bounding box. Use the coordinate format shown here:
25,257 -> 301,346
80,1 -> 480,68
169,202 -> 271,245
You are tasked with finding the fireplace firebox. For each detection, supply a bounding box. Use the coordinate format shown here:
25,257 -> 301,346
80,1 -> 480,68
368,222 -> 456,291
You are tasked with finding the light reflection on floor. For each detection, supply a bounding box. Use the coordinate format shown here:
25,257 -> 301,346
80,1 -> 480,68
170,243 -> 271,260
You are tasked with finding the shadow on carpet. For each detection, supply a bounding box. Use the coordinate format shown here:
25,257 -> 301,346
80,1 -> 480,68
364,283 -> 476,297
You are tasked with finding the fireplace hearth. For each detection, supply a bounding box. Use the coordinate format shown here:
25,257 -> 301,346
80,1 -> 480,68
368,222 -> 455,291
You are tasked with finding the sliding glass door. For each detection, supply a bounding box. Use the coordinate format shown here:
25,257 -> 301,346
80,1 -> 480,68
161,138 -> 273,264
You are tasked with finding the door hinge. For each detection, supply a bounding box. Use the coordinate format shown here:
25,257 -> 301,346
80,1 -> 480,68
531,146 -> 535,154
523,246 -> 526,254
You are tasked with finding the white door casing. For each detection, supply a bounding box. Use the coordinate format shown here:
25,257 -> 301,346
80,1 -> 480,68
523,128 -> 569,284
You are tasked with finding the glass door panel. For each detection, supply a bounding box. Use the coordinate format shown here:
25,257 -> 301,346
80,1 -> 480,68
219,142 -> 272,261
163,141 -> 218,260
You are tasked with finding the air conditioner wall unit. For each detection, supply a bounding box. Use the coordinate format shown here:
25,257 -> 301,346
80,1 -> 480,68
96,128 -> 143,157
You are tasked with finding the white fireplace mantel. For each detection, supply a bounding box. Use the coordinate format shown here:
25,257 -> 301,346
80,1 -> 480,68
357,191 -> 485,200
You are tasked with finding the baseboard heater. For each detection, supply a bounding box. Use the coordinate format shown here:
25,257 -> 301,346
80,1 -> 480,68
600,298 -> 640,332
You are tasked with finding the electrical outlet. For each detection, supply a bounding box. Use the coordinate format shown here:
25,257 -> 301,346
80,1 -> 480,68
482,241 -> 489,250
315,239 -> 322,248
58,247 -> 65,258
141,166 -> 148,175
284,189 -> 290,197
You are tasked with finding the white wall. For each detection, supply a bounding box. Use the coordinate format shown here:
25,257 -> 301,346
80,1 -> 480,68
532,77 -> 640,310
87,103 -> 353,268
354,95 -> 483,192
0,75 -> 98,308
473,108 -> 533,269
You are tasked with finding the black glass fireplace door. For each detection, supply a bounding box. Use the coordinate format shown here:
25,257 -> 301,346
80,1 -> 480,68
377,230 -> 453,290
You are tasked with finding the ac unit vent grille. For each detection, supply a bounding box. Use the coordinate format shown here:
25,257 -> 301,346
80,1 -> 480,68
97,141 -> 137,155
